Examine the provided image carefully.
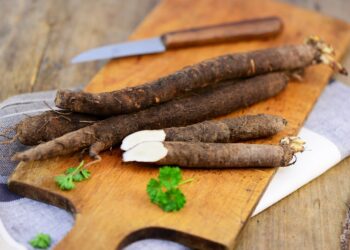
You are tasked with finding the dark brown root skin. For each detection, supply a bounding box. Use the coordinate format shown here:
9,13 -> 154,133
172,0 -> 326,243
55,44 -> 316,116
164,114 -> 287,143
121,114 -> 287,151
122,141 -> 297,168
157,142 -> 295,168
16,111 -> 100,145
13,72 -> 288,162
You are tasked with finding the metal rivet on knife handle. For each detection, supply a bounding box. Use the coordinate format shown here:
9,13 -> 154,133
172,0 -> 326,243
161,16 -> 283,49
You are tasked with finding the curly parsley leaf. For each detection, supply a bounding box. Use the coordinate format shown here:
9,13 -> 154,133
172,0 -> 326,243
147,178 -> 164,203
160,188 -> 186,212
147,166 -> 192,212
29,233 -> 51,249
159,166 -> 181,189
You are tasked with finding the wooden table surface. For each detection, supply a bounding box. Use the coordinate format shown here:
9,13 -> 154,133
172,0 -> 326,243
1,0 -> 349,249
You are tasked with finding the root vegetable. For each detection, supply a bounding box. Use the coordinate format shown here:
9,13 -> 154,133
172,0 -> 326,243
122,137 -> 305,168
16,111 -> 99,145
121,114 -> 287,151
12,72 -> 287,162
55,37 -> 346,116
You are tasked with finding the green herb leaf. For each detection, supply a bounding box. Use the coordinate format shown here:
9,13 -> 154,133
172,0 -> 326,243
55,160 -> 92,191
147,178 -> 165,203
55,175 -> 75,190
160,188 -> 186,212
29,233 -> 51,249
65,167 -> 91,182
65,167 -> 76,175
80,169 -> 91,179
159,166 -> 181,189
147,166 -> 191,212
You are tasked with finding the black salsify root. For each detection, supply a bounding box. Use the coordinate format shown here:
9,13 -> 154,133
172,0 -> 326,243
43,101 -> 73,121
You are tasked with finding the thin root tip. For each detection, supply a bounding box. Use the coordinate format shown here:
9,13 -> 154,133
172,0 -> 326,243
11,153 -> 23,162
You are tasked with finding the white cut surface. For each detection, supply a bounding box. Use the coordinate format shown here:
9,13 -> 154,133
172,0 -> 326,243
122,141 -> 168,162
121,130 -> 166,151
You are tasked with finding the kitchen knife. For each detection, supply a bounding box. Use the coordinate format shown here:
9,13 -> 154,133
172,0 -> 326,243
71,16 -> 283,63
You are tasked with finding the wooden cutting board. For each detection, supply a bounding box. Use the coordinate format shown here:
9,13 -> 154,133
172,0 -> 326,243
8,0 -> 350,249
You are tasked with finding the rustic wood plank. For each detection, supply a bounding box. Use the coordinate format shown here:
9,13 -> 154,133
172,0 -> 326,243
7,0 -> 350,249
236,1 -> 350,249
282,0 -> 350,22
1,0 -> 350,249
236,158 -> 350,250
0,0 -> 159,101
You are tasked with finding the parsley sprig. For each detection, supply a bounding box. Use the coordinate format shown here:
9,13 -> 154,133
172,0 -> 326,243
147,166 -> 193,212
29,233 -> 51,249
55,160 -> 91,191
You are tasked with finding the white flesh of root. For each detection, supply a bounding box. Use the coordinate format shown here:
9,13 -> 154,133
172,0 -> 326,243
122,141 -> 168,162
121,130 -> 166,151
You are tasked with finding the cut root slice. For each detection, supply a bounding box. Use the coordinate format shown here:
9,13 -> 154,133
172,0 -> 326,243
121,130 -> 166,151
123,141 -> 168,162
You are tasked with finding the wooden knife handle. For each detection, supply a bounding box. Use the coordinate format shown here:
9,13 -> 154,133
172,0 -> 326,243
161,16 -> 283,49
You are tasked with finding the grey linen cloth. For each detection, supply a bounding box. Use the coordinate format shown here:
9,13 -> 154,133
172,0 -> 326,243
1,80 -> 350,249
0,90 -> 189,250
0,91 -> 75,250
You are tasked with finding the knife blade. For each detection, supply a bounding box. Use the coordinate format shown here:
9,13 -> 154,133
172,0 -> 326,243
71,16 -> 283,63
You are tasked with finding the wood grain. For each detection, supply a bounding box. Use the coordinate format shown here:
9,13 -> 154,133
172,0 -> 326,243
0,0 -> 159,101
7,0 -> 350,249
236,157 -> 350,250
236,2 -> 350,249
2,0 -> 350,249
